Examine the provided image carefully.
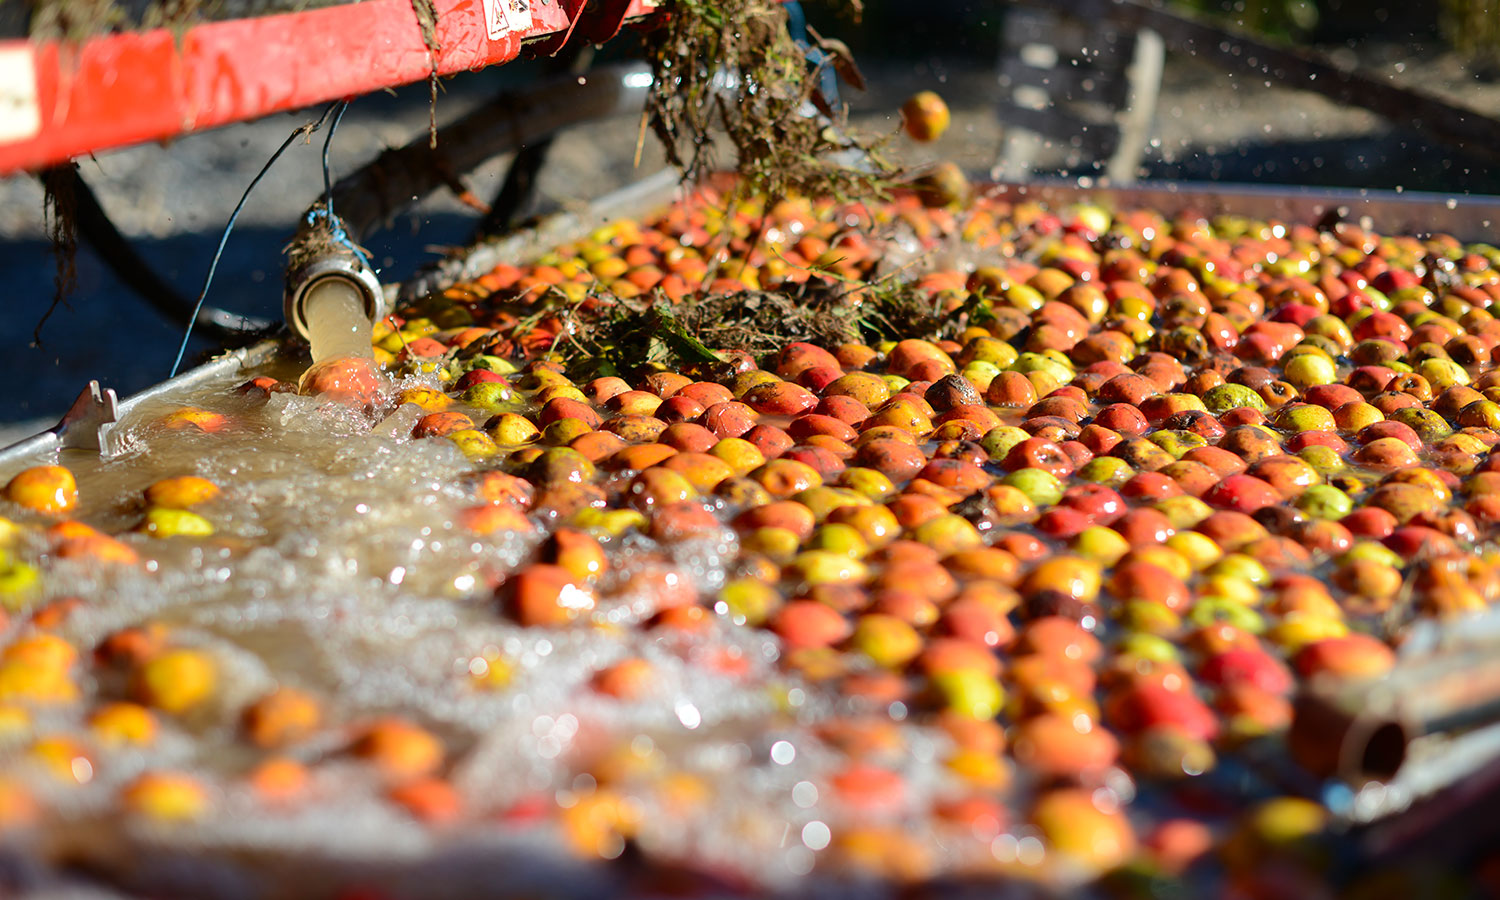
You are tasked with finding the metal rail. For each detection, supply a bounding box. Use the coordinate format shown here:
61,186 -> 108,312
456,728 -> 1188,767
0,340 -> 281,470
399,167 -> 685,302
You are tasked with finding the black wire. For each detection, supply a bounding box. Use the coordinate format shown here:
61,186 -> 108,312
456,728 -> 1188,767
322,100 -> 348,222
169,101 -> 340,378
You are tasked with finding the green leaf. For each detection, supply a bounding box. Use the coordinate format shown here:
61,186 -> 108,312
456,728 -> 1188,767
651,303 -> 724,363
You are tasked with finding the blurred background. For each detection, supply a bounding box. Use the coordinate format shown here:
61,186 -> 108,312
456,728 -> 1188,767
0,0 -> 1497,437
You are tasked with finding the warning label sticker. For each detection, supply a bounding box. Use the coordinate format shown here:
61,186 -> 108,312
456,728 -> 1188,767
482,0 -> 533,40
0,48 -> 40,145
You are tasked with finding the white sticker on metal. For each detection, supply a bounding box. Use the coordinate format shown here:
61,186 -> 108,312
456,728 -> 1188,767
483,0 -> 533,39
0,47 -> 40,145
508,0 -> 534,32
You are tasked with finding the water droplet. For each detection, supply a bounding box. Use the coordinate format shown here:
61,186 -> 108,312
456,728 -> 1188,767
792,781 -> 818,808
786,847 -> 815,875
801,820 -> 831,851
1017,836 -> 1045,866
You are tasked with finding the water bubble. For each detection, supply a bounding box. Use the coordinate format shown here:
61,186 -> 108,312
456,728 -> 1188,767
1017,836 -> 1045,866
801,821 -> 830,851
71,757 -> 94,784
792,782 -> 818,809
991,834 -> 1019,862
786,847 -> 815,875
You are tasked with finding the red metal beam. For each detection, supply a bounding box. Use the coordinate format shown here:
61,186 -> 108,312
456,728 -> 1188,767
0,0 -> 660,174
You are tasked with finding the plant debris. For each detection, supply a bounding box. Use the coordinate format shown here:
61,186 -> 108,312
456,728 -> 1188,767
643,0 -> 896,203
630,1 -> 915,376
408,0 -> 441,148
550,275 -> 960,380
23,0 -> 121,41
34,163 -> 80,347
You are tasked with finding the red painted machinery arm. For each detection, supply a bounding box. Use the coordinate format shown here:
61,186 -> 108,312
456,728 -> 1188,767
0,0 -> 661,174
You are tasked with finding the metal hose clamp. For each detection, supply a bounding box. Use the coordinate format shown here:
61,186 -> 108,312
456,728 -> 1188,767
283,206 -> 389,342
284,255 -> 387,343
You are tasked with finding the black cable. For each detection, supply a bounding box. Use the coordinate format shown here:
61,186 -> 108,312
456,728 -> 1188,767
322,100 -> 349,222
169,101 -> 341,377
37,166 -> 271,342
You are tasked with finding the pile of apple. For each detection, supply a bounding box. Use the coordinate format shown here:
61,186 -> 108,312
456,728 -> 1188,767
4,154 -> 1500,895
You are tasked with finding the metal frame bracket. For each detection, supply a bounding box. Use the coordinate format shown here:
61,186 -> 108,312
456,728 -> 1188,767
57,380 -> 119,453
